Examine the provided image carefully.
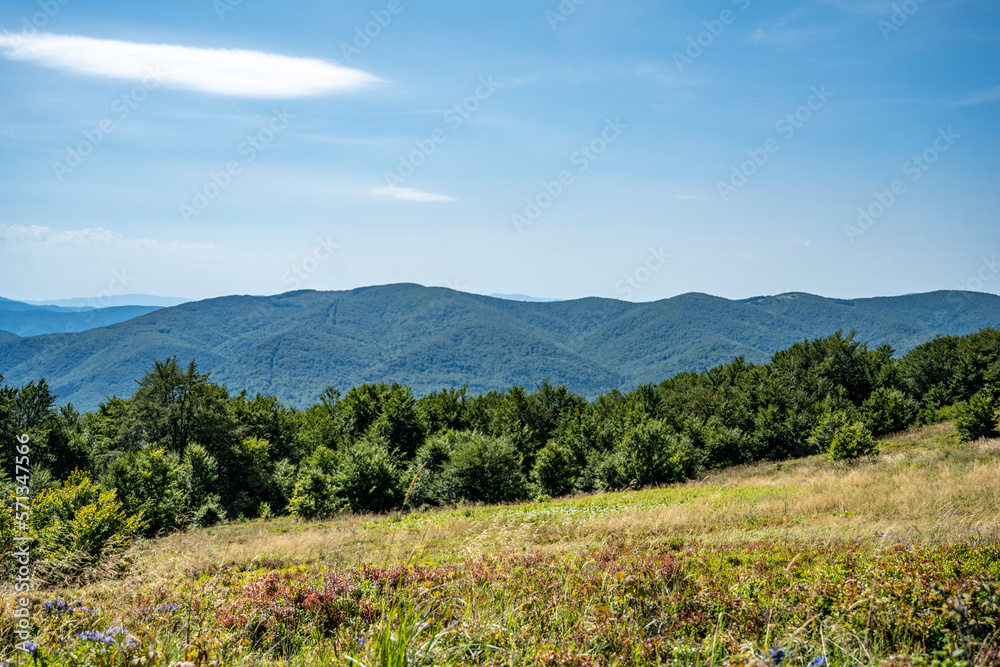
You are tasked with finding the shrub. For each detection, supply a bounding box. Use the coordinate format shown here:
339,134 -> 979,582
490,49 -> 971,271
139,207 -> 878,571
861,387 -> 918,436
287,446 -> 344,520
807,410 -> 851,454
28,470 -> 144,582
401,432 -> 458,508
443,432 -> 529,504
597,420 -> 701,491
828,422 -> 877,461
103,448 -> 186,537
333,438 -> 402,513
531,441 -> 577,497
955,393 -> 999,442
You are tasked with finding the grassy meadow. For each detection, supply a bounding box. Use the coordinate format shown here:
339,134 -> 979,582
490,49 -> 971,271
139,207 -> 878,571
3,421 -> 999,666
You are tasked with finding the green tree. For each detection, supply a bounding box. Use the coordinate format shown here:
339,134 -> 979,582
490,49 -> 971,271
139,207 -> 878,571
808,410 -> 851,454
443,432 -> 529,505
333,438 -> 402,513
828,422 -> 878,461
531,440 -> 577,497
955,393 -> 999,442
287,446 -> 344,519
597,420 -> 701,491
27,470 -> 144,582
103,448 -> 186,537
860,387 -> 918,437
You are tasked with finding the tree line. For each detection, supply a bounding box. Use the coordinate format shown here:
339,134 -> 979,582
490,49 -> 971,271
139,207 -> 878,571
2,329 -> 999,579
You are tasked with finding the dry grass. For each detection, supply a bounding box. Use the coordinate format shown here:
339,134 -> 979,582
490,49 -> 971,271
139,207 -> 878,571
107,421 -> 1000,596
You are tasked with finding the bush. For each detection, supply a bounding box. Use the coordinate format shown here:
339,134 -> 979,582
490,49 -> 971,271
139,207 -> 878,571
287,446 -> 344,520
333,438 -> 402,513
103,448 -> 186,537
828,422 -> 877,461
531,441 -> 577,497
401,432 -> 459,508
807,410 -> 851,454
955,393 -> 999,442
597,420 -> 701,491
27,470 -> 144,582
861,387 -> 918,437
443,432 -> 529,505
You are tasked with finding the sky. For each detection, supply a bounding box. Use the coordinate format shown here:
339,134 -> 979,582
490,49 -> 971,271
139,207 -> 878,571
0,0 -> 998,303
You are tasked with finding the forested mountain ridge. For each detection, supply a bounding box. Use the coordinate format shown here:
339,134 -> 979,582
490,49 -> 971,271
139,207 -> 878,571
0,284 -> 997,410
0,297 -> 160,337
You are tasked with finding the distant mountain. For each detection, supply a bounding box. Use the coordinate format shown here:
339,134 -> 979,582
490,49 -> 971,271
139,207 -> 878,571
0,285 -> 997,411
489,293 -> 563,303
24,294 -> 191,308
0,330 -> 18,342
0,298 -> 161,337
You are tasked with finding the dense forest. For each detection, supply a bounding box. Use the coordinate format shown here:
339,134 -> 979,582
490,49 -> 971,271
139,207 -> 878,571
3,328 -> 999,581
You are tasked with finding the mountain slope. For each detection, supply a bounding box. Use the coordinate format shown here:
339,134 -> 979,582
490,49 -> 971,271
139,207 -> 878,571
0,285 -> 997,410
0,298 -> 161,336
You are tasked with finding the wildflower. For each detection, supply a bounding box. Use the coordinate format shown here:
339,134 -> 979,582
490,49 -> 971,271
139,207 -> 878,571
808,658 -> 827,667
769,648 -> 786,665
20,640 -> 39,653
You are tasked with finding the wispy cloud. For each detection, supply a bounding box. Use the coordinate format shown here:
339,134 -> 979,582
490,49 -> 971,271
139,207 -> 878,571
949,86 -> 1000,107
368,187 -> 457,202
0,224 -> 211,250
0,32 -> 379,98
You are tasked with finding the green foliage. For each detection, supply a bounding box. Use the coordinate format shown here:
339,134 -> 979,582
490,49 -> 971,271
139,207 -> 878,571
103,448 -> 186,537
287,446 -> 343,520
828,422 -> 878,461
597,420 -> 701,491
401,432 -> 459,509
955,393 -> 998,442
27,470 -> 144,581
531,440 -> 577,497
443,431 -> 529,505
332,438 -> 402,513
808,410 -> 851,454
861,387 -> 919,436
180,443 -> 226,527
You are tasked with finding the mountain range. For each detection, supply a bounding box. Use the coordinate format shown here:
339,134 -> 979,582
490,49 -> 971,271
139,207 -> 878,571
0,297 -> 161,337
0,284 -> 997,411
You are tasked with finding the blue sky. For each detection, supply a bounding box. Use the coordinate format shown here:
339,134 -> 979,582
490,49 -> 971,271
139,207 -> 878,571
1,0 -> 998,303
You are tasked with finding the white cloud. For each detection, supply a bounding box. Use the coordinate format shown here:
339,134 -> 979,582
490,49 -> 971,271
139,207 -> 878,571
0,31 -> 379,98
368,187 -> 457,202
949,86 -> 1000,107
0,224 -> 211,250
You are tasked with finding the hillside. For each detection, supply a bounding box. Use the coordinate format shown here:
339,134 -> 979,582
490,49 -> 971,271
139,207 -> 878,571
0,330 -> 17,342
0,285 -> 998,410
41,422 -> 1000,666
0,298 -> 160,336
